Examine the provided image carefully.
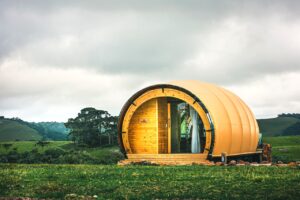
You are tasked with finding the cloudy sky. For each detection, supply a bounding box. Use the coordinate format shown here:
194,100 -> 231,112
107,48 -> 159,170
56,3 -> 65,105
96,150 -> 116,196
0,0 -> 300,122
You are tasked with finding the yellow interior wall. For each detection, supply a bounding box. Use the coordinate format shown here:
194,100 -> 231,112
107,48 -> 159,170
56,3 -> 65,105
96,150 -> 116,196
128,98 -> 169,154
128,98 -> 158,153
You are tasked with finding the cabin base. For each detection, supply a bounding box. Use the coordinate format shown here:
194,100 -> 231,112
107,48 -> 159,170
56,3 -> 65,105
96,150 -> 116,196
118,153 -> 213,166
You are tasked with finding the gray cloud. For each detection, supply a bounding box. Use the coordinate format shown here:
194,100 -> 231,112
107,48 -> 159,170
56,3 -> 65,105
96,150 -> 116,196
0,0 -> 300,121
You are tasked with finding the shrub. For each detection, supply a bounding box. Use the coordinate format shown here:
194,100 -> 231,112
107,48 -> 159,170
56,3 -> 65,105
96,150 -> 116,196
57,150 -> 96,164
44,148 -> 66,158
95,152 -> 124,164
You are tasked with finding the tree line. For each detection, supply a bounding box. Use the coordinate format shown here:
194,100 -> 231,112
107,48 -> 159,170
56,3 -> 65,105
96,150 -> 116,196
278,113 -> 300,119
65,107 -> 118,147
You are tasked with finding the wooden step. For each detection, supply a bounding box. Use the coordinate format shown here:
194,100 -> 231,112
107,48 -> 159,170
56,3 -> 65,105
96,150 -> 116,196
124,153 -> 208,165
127,153 -> 208,160
118,158 -> 213,166
126,159 -> 209,163
128,158 -> 206,161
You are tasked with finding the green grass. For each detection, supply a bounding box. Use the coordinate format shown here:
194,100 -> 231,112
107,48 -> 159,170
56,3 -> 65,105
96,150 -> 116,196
264,135 -> 300,146
0,141 -> 70,154
264,135 -> 300,162
0,119 -> 41,141
0,164 -> 299,199
0,141 -> 123,164
0,141 -> 120,155
1,135 -> 300,164
0,138 -> 299,199
258,117 -> 300,136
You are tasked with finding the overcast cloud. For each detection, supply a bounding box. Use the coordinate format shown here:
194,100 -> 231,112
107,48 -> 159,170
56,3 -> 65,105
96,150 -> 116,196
0,0 -> 300,121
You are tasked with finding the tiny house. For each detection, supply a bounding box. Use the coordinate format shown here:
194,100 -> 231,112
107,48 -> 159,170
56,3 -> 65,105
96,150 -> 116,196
118,80 -> 260,164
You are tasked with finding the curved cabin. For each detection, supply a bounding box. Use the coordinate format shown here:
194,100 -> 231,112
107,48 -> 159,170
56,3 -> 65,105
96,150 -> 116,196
118,80 -> 260,164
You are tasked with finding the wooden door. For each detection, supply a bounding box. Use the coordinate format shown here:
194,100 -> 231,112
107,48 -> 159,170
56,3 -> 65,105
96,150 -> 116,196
157,98 -> 168,153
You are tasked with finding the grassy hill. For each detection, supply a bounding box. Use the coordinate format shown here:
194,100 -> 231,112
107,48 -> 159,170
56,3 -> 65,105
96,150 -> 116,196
0,119 -> 42,141
0,117 -> 68,141
257,116 -> 300,136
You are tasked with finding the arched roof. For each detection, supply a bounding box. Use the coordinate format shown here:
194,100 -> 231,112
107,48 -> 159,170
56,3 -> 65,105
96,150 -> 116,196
118,80 -> 259,157
168,80 -> 259,156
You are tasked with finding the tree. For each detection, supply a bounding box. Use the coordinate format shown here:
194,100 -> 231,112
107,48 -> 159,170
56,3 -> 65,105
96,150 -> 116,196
103,116 -> 118,145
65,107 -> 118,147
1,143 -> 13,152
35,141 -> 50,149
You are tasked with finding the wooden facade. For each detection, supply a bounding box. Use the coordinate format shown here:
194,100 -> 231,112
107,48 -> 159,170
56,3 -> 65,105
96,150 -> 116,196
128,99 -> 158,154
127,98 -> 170,154
157,98 -> 168,153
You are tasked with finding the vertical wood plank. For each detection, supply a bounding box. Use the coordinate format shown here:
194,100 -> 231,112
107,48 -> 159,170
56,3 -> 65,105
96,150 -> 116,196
156,98 -> 159,154
168,103 -> 171,153
157,98 -> 168,153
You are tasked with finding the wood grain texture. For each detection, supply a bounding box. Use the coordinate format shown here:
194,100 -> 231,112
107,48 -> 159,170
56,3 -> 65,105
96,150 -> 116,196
128,99 -> 158,153
157,98 -> 168,153
121,87 -> 213,156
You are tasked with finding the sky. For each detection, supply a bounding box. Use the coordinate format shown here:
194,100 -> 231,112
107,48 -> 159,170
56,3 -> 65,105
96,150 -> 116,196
0,0 -> 300,122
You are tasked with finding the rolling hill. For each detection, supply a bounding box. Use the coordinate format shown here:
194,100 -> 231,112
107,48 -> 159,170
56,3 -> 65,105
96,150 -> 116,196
0,119 -> 42,141
257,116 -> 300,136
0,117 -> 68,141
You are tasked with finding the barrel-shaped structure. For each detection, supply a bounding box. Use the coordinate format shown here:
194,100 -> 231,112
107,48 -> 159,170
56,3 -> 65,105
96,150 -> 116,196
118,80 -> 259,159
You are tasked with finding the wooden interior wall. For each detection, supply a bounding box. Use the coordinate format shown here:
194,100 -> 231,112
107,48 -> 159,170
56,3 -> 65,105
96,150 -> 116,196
157,98 -> 168,153
128,99 -> 158,153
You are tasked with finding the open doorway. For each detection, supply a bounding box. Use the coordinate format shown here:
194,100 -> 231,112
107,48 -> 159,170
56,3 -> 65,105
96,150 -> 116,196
126,96 -> 206,154
165,97 -> 206,154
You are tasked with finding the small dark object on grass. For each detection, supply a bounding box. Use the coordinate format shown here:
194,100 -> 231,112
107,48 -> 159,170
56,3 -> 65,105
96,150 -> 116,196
1,143 -> 13,151
35,141 -> 50,148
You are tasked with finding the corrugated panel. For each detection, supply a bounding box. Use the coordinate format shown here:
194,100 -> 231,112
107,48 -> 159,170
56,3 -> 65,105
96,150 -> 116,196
168,80 -> 259,156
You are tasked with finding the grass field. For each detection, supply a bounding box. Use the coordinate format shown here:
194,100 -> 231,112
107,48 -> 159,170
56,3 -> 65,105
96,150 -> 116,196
264,135 -> 300,162
0,141 -> 120,156
0,141 -> 70,154
1,164 -> 299,199
0,141 -> 123,164
0,137 -> 299,199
